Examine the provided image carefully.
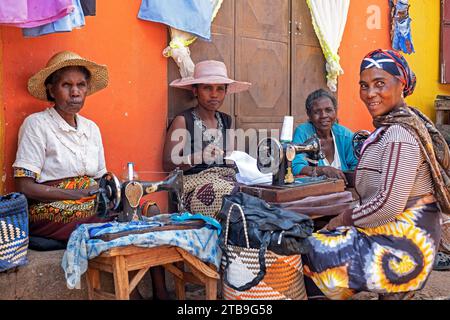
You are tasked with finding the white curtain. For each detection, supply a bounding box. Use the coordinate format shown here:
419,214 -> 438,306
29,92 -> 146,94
163,0 -> 224,79
306,0 -> 350,92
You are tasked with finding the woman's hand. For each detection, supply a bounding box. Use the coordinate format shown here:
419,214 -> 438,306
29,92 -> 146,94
202,143 -> 224,164
317,166 -> 348,184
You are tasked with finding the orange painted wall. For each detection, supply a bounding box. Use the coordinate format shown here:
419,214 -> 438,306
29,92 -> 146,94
338,0 -> 391,132
1,0 -> 168,208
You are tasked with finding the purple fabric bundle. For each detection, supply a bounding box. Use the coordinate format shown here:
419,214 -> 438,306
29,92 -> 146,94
272,191 -> 355,217
0,0 -> 74,28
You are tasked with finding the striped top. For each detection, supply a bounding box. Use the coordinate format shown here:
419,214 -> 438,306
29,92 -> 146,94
344,124 -> 434,228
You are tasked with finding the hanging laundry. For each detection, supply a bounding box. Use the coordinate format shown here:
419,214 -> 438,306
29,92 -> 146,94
22,0 -> 85,38
306,0 -> 350,92
80,0 -> 96,16
0,0 -> 74,28
390,0 -> 415,54
137,0 -> 215,41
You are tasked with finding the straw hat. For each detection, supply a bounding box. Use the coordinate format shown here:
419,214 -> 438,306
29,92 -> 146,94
170,60 -> 251,94
27,51 -> 109,101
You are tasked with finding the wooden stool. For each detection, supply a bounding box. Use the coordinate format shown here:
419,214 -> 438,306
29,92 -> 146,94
86,245 -> 219,300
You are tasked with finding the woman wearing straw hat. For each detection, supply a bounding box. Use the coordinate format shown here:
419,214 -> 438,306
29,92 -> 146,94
12,51 -> 111,246
163,60 -> 251,218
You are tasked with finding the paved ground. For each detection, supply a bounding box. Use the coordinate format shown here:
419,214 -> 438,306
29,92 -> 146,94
1,250 -> 448,300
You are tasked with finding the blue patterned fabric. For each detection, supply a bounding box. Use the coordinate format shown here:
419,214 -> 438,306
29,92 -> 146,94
390,0 -> 414,54
137,0 -> 214,40
62,214 -> 221,289
360,49 -> 416,97
0,193 -> 29,272
22,0 -> 85,38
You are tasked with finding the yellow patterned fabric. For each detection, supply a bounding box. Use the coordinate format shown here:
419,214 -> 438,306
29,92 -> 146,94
303,196 -> 441,299
14,167 -> 39,180
28,176 -> 97,224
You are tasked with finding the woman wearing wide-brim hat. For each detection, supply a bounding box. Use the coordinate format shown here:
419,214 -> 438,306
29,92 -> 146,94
163,60 -> 251,219
13,50 -> 111,247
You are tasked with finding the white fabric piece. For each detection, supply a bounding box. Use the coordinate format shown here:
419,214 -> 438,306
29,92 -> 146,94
322,132 -> 342,169
307,0 -> 350,92
225,151 -> 272,185
13,107 -> 106,183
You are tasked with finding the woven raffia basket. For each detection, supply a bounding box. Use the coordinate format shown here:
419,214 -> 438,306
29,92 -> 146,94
0,193 -> 29,272
220,203 -> 307,300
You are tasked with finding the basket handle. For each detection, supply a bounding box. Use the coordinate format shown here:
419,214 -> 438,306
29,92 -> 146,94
224,202 -> 250,249
222,232 -> 271,292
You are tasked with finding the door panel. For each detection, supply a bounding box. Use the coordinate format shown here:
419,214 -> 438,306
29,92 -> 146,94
235,0 -> 290,132
291,0 -> 328,127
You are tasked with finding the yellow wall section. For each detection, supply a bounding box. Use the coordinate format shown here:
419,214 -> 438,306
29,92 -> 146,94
405,0 -> 450,119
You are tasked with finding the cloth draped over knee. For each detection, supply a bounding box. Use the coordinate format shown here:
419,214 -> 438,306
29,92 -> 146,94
182,167 -> 238,219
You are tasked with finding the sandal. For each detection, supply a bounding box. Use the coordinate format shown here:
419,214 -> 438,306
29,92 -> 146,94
433,252 -> 450,271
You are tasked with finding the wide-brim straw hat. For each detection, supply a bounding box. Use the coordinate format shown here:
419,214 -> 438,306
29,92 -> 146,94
28,51 -> 109,101
169,60 -> 251,94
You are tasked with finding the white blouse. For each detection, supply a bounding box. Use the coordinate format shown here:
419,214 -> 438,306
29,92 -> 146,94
322,131 -> 342,169
13,107 -> 107,183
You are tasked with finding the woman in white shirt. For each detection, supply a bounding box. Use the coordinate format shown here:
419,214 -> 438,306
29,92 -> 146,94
13,51 -> 109,243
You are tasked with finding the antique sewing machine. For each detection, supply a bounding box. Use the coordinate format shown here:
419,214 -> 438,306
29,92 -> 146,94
93,167 -> 184,222
256,135 -> 323,186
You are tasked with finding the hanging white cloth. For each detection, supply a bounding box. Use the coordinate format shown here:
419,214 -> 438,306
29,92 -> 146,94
306,0 -> 350,92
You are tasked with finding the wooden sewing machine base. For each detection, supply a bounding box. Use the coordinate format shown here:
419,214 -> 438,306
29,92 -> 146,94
86,245 -> 219,300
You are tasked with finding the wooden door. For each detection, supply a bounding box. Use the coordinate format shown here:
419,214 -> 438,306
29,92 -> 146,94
234,0 -> 291,135
291,0 -> 329,129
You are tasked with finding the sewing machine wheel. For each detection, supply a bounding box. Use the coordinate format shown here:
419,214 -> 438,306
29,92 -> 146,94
352,130 -> 371,159
257,137 -> 283,175
96,172 -> 121,217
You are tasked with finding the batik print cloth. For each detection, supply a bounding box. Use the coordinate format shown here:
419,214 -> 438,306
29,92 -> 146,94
62,214 -> 221,289
303,196 -> 440,299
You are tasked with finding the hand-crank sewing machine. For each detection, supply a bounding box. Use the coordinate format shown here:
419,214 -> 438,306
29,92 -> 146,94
240,130 -> 371,203
93,167 -> 184,222
257,135 -> 324,186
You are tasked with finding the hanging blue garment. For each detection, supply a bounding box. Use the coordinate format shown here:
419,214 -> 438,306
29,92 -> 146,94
137,0 -> 214,41
22,0 -> 85,38
391,0 -> 415,54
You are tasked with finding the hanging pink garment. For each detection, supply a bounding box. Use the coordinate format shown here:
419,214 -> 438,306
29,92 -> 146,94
0,0 -> 74,28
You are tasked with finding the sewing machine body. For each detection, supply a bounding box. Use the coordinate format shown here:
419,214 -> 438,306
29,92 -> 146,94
256,135 -> 323,186
95,169 -> 184,222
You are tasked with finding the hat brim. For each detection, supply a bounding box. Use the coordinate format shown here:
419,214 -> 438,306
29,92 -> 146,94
28,58 -> 109,101
170,76 -> 251,94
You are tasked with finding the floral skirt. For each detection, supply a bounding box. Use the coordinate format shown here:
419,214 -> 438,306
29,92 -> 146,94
302,195 -> 441,300
182,167 -> 238,219
29,176 -> 109,241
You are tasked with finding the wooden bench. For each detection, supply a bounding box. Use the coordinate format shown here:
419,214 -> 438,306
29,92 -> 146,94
86,245 -> 219,300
